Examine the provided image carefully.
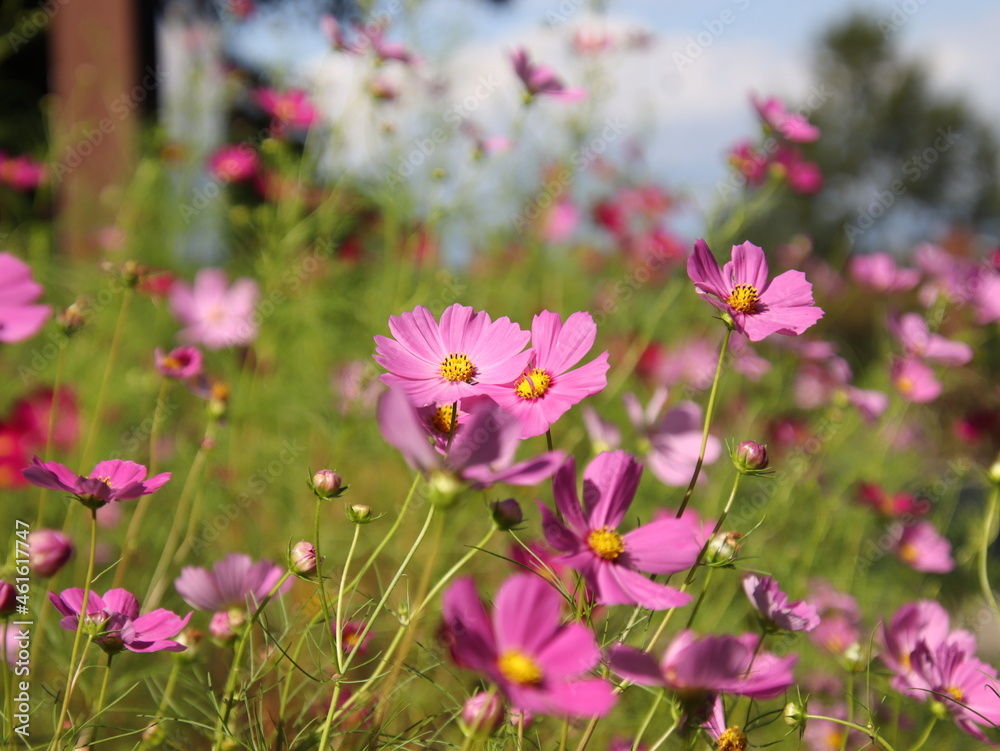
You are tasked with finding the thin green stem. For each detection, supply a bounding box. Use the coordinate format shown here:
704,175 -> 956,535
630,690 -> 663,751
908,716 -> 937,751
334,524 -> 362,673
151,658 -> 183,731
90,652 -> 113,745
683,568 -> 714,630
646,716 -> 680,751
313,497 -> 339,661
34,346 -> 66,528
546,429 -> 554,452
803,715 -> 895,751
345,473 -> 420,592
50,509 -> 98,751
676,327 -> 732,518
978,485 -> 1000,624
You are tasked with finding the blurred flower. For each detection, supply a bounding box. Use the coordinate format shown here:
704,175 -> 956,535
849,252 -> 920,293
893,521 -> 954,573
571,26 -> 613,55
154,346 -> 203,380
540,451 -> 698,609
728,140 -> 770,186
207,145 -> 259,183
253,88 -> 320,131
802,701 -> 860,751
624,392 -> 721,487
10,387 -> 79,452
889,313 -> 972,366
22,457 -> 170,510
855,483 -> 928,518
880,600 -> 959,700
0,252 -> 51,343
581,406 -> 621,454
26,529 -> 74,577
366,26 -> 419,65
174,553 -> 290,613
0,152 -> 46,191
462,691 -> 505,737
541,200 -> 580,244
483,311 -> 609,439
0,582 -> 16,616
891,357 -> 941,403
441,574 -> 616,717
168,268 -> 260,349
0,426 -> 29,488
772,144 -> 823,194
340,620 -> 373,656
374,303 -> 531,405
743,575 -> 819,632
687,240 -> 823,341
751,94 -> 820,143
510,47 -> 586,102
49,588 -> 190,654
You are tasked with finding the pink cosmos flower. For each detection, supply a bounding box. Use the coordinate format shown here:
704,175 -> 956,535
377,387 -> 563,490
973,271 -> 1000,324
845,386 -> 889,423
168,268 -> 260,349
891,357 -> 941,403
22,457 -> 170,509
849,252 -> 920,293
581,406 -> 621,454
608,629 -> 797,716
889,313 -> 972,366
10,387 -> 79,452
482,311 -> 609,439
154,346 -> 203,380
880,600 -> 961,700
365,26 -> 419,65
687,240 -> 823,341
540,451 -> 699,609
728,140 -> 770,186
855,483 -> 929,518
252,88 -> 320,131
510,48 -> 586,102
49,588 -> 190,654
773,145 -> 823,194
441,573 -> 616,718
893,521 -> 954,574
0,153 -> 47,191
541,200 -> 581,244
0,252 -> 51,343
174,553 -> 289,613
743,575 -> 820,633
374,304 -> 532,406
26,529 -> 74,577
751,94 -> 820,143
208,145 -> 259,183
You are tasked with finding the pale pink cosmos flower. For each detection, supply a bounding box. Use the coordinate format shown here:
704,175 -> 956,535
252,88 -> 320,131
168,268 -> 260,349
174,553 -> 289,613
889,312 -> 972,366
540,451 -> 699,610
891,357 -> 941,403
845,386 -> 889,422
581,406 -> 621,454
541,200 -> 580,244
849,252 -> 920,293
751,94 -> 820,143
365,26 -> 419,65
49,588 -> 190,654
374,303 -> 532,407
687,240 -> 823,341
510,48 -> 586,102
893,521 -> 954,574
441,574 -> 616,718
743,574 -> 820,633
207,145 -> 259,183
0,252 -> 51,343
22,457 -> 170,509
973,271 -> 1000,324
483,311 -> 609,439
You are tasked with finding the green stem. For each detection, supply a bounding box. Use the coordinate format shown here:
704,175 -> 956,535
313,497 -> 339,662
908,716 -> 937,751
333,524 -> 362,673
630,690 -> 663,751
90,652 -> 113,745
978,484 -> 1000,624
676,327 -> 732,518
34,345 -> 66,528
647,716 -> 680,751
345,473 -> 420,592
50,509 -> 98,751
683,568 -> 714,630
803,715 -> 895,751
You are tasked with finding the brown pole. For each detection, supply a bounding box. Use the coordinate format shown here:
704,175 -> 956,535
50,0 -> 138,258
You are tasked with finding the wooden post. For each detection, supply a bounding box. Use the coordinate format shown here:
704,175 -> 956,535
50,0 -> 138,258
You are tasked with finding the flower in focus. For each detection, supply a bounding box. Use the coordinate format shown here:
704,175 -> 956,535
484,310 -> 609,439
540,451 -> 698,609
743,575 -> 820,632
893,521 -> 954,574
441,574 -> 616,717
22,457 -> 170,509
154,346 -> 204,380
687,240 -> 823,341
168,268 -> 260,349
49,588 -> 190,654
751,94 -> 820,143
174,553 -> 290,615
374,304 -> 532,406
0,252 -> 52,344
510,48 -> 586,102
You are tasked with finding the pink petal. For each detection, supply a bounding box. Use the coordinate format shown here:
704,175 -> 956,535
534,622 -> 601,679
606,565 -> 692,610
532,311 -> 597,374
582,450 -> 641,530
607,645 -> 664,686
728,242 -> 769,291
494,574 -> 564,655
622,519 -> 700,575
687,240 -> 728,299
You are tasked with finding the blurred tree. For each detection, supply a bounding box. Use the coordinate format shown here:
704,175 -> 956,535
736,12 -> 1000,261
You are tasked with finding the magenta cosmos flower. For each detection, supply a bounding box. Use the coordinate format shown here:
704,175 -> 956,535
441,573 -> 616,718
751,94 -> 820,143
540,451 -> 699,610
510,47 -> 586,102
0,252 -> 51,344
154,345 -> 203,380
890,357 -> 941,403
22,457 -> 170,509
207,144 -> 259,183
893,521 -> 954,574
168,268 -> 260,349
174,553 -> 289,613
687,240 -> 823,341
49,588 -> 190,654
880,600 -> 963,700
483,311 -> 609,439
743,575 -> 820,633
889,312 -> 972,366
252,88 -> 320,130
374,304 -> 532,406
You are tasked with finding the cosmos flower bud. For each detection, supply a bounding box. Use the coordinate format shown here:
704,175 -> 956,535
429,470 -> 463,508
311,469 -> 345,499
290,541 -> 318,576
733,440 -> 769,474
57,297 -> 89,337
27,529 -> 74,578
346,504 -> 372,524
209,609 -> 245,643
491,498 -> 523,530
0,581 -> 16,616
705,531 -> 743,565
461,692 -> 504,738
783,701 -> 806,728
208,382 -> 230,419
174,628 -> 204,661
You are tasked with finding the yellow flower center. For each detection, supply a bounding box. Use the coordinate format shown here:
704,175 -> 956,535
162,356 -> 182,370
588,527 -> 625,560
726,284 -> 760,314
497,649 -> 543,686
898,543 -> 918,563
440,353 -> 476,383
896,376 -> 914,394
431,404 -> 456,434
515,368 -> 552,400
717,726 -> 748,751
947,685 -> 964,702
96,476 -> 113,486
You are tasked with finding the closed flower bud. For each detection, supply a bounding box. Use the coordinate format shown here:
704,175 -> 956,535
0,581 -> 16,616
346,504 -> 372,524
491,498 -> 523,530
733,440 -> 769,474
312,469 -> 345,499
461,692 -> 504,738
210,609 -> 244,643
705,531 -> 743,565
783,701 -> 806,728
429,470 -> 463,507
290,541 -> 318,576
27,529 -> 74,578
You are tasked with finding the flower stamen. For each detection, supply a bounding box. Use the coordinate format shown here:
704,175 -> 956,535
498,649 -> 544,685
588,527 -> 625,560
440,353 -> 476,383
726,284 -> 760,314
515,368 -> 552,400
431,404 -> 455,434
